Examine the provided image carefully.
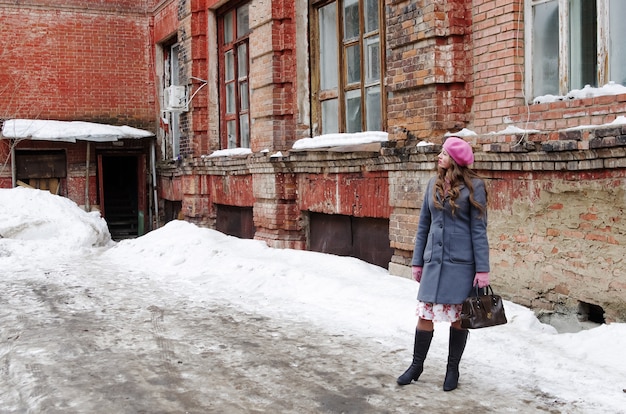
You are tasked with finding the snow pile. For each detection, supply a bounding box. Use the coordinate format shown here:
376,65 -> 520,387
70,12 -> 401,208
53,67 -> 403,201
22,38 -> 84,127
0,187 -> 111,248
1,187 -> 625,412
101,220 -> 402,337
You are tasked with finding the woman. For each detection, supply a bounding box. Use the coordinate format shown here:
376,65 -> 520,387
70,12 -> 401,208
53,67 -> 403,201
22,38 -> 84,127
397,136 -> 490,391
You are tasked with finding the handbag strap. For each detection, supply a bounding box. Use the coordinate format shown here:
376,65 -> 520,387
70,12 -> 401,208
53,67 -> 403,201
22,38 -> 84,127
472,285 -> 495,297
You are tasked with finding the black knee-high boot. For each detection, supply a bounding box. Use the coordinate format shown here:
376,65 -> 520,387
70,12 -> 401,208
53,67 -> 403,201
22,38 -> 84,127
443,326 -> 469,391
397,329 -> 434,386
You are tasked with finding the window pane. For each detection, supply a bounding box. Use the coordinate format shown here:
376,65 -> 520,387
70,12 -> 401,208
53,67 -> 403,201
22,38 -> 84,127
319,3 -> 338,90
569,0 -> 597,89
344,0 -> 360,41
345,89 -> 362,133
237,4 -> 250,37
532,1 -> 559,96
225,50 -> 234,81
346,44 -> 361,84
238,43 -> 248,77
365,35 -> 380,84
226,83 -> 235,114
227,120 -> 236,148
365,0 -> 379,33
321,99 -> 339,134
240,81 -> 249,110
366,86 -> 381,131
169,44 -> 180,85
609,0 -> 626,85
224,11 -> 233,44
240,114 -> 250,148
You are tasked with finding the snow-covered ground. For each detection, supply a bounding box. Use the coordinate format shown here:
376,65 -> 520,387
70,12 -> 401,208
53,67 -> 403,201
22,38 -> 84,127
0,187 -> 625,413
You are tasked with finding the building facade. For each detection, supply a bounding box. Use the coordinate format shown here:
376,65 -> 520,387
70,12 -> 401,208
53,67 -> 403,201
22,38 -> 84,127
1,0 -> 625,323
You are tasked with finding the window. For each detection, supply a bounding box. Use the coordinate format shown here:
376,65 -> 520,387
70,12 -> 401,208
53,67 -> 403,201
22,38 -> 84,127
159,42 -> 181,159
163,43 -> 181,158
218,2 -> 250,149
311,0 -> 384,135
527,0 -> 626,98
15,150 -> 66,194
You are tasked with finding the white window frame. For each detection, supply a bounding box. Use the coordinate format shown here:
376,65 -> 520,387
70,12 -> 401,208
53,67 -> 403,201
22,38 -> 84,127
525,0 -> 613,99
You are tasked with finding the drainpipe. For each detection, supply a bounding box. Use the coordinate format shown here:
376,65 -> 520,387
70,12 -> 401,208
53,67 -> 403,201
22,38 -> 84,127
84,142 -> 91,211
151,140 -> 159,229
10,141 -> 16,188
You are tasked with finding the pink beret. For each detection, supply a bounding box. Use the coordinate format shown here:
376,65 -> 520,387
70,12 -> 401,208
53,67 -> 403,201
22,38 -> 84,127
443,136 -> 474,166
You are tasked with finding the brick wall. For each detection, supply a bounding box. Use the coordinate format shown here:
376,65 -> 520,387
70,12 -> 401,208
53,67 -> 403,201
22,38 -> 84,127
162,0 -> 626,323
172,130 -> 626,321
471,0 -> 524,132
470,0 -> 626,138
1,0 -> 150,13
3,0 -> 623,322
387,166 -> 435,278
385,0 -> 472,142
485,168 -> 626,319
0,2 -> 155,129
153,1 -> 179,42
297,172 -> 391,218
248,0 -> 297,152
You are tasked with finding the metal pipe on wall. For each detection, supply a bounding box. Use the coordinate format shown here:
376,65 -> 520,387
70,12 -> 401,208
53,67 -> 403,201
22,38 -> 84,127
85,142 -> 91,211
151,140 -> 159,229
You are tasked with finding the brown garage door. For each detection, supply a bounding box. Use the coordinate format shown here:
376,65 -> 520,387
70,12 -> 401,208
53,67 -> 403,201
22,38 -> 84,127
309,212 -> 393,269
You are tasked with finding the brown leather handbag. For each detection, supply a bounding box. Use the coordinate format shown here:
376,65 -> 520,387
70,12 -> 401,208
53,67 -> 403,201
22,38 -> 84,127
460,285 -> 508,329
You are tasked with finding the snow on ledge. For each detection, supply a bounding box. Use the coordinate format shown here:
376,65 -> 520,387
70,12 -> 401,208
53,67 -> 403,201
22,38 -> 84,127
292,131 -> 388,150
533,81 -> 626,104
204,148 -> 253,158
1,119 -> 154,143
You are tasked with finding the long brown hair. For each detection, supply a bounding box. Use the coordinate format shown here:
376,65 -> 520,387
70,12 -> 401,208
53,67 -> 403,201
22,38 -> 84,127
433,159 -> 487,217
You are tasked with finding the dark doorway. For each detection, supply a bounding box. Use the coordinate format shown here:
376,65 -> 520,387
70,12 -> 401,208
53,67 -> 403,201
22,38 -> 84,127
99,155 -> 139,240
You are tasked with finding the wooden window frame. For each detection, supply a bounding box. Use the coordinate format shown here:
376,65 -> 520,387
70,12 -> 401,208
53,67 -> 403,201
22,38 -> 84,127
217,1 -> 251,149
310,0 -> 386,136
161,40 -> 181,159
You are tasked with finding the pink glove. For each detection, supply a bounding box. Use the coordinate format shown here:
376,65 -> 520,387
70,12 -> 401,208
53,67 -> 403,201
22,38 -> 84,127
412,266 -> 423,283
473,272 -> 490,288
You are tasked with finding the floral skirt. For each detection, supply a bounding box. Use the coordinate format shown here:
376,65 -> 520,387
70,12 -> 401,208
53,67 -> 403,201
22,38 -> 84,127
416,301 -> 462,323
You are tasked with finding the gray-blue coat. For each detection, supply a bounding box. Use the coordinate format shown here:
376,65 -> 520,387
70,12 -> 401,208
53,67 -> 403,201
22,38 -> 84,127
411,176 -> 490,304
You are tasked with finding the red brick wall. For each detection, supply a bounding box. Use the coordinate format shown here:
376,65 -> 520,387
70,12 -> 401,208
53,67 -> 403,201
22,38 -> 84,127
385,0 -> 472,142
471,0 -> 524,133
0,3 -> 155,129
297,172 -> 391,218
153,0 -> 179,42
248,0 -> 298,151
2,0 -> 149,12
158,175 -> 183,201
6,140 -> 96,206
211,174 -> 255,206
470,0 -> 626,140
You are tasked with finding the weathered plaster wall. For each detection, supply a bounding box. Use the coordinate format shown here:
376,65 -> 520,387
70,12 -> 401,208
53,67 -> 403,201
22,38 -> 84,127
487,169 -> 626,322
